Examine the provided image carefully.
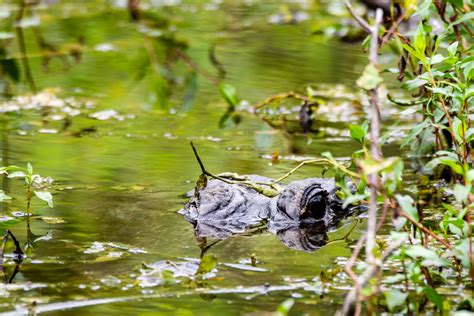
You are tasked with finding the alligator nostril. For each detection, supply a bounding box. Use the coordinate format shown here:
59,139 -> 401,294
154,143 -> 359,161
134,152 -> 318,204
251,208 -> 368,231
303,194 -> 327,220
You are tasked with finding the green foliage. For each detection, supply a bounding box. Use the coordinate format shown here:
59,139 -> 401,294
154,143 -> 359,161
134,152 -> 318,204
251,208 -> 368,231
0,163 -> 54,208
338,1 -> 473,314
196,255 -> 217,275
384,289 -> 408,312
276,298 -> 295,316
219,83 -> 239,108
349,123 -> 367,144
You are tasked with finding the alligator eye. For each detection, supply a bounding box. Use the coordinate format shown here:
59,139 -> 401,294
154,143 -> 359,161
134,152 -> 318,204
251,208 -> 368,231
303,194 -> 327,220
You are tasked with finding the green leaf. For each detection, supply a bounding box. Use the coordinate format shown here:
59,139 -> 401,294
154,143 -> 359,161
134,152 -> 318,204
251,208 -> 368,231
343,194 -> 367,209
414,22 -> 427,56
447,42 -> 458,57
448,12 -> 474,28
395,194 -> 418,222
466,169 -> 474,183
402,76 -> 428,90
384,289 -> 408,312
356,64 -> 383,90
428,54 -> 445,65
413,0 -> 433,18
219,83 -> 239,108
401,119 -> 429,147
406,245 -> 451,267
27,162 -> 33,175
403,0 -> 417,16
7,171 -> 26,179
34,190 -> 54,208
446,0 -> 465,9
349,124 -> 366,144
452,117 -> 464,145
196,255 -> 217,275
449,239 -> 471,268
426,158 -> 464,175
423,287 -> 444,311
453,184 -> 470,203
276,299 -> 295,316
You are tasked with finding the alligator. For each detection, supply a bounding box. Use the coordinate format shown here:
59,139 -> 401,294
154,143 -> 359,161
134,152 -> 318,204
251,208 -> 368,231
179,174 -> 359,252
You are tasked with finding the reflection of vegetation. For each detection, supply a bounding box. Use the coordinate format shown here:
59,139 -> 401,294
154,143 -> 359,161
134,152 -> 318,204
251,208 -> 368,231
130,3 -> 220,110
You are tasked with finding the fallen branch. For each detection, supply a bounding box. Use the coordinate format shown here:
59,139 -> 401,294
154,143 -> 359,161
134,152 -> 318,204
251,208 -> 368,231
190,142 -> 280,197
253,91 -> 308,110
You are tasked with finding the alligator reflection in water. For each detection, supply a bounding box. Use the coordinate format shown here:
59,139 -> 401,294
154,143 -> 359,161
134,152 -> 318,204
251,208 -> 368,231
180,175 -> 360,252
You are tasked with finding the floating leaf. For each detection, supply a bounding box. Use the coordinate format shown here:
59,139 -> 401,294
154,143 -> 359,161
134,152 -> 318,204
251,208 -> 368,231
34,190 -> 54,208
41,216 -> 65,224
223,263 -> 267,272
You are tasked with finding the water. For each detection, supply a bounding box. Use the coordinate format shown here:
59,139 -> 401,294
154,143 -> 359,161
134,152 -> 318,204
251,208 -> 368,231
0,0 -> 383,314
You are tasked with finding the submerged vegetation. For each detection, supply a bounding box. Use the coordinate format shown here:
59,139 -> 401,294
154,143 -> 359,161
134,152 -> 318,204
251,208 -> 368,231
0,0 -> 472,315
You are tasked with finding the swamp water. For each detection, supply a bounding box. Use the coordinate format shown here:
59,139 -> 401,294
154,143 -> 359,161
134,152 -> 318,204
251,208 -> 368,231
0,1 -> 412,314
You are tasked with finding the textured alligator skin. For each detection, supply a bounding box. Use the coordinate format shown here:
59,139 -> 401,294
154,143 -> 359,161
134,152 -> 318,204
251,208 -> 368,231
179,175 -> 358,251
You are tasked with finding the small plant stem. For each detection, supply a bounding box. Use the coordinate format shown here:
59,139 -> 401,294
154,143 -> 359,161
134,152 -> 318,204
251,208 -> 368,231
375,194 -> 389,232
399,211 -> 452,249
380,12 -> 406,46
273,158 -> 359,184
401,255 -> 411,314
467,208 -> 473,286
343,0 -> 371,33
425,69 -> 464,163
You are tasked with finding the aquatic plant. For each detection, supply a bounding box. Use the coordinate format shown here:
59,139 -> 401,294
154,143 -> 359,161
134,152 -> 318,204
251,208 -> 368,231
0,163 -> 53,208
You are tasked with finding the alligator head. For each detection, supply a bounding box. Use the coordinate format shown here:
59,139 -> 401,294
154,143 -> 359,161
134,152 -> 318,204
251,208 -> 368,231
179,175 -> 358,249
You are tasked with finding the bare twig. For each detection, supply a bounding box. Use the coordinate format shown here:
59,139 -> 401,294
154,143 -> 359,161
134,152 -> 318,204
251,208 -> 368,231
339,8 -> 384,316
189,142 -> 280,197
343,0 -> 371,33
365,7 -> 384,264
253,91 -> 308,110
273,158 -> 360,184
399,210 -> 452,249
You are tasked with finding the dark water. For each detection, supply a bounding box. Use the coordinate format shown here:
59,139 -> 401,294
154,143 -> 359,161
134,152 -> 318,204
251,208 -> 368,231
0,0 -> 387,314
